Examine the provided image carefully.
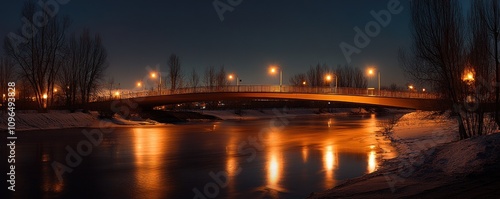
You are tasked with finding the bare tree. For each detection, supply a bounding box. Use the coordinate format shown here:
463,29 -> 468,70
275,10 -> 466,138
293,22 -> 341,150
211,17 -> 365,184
167,53 -> 182,92
336,65 -> 354,87
215,65 -> 228,90
400,0 -> 487,139
307,63 -> 329,87
203,65 -> 216,90
353,67 -> 367,88
4,1 -> 69,111
189,68 -> 200,89
73,29 -> 108,105
0,57 -> 15,104
475,0 -> 500,128
289,73 -> 307,86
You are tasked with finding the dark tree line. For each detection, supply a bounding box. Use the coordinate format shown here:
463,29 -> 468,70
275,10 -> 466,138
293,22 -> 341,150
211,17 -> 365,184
289,63 -> 367,88
400,0 -> 499,139
3,1 -> 109,111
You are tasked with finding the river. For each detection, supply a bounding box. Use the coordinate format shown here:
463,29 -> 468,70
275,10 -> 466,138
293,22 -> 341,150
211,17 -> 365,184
8,113 -> 396,199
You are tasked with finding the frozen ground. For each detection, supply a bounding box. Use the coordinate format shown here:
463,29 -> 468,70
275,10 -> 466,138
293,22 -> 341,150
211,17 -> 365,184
309,111 -> 500,198
0,110 -> 160,131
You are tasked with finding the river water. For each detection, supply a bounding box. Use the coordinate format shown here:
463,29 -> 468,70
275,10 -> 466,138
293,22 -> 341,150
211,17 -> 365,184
8,113 -> 396,199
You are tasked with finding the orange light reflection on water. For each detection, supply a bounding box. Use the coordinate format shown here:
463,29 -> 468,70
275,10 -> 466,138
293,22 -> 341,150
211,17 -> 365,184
133,128 -> 168,198
323,144 -> 338,189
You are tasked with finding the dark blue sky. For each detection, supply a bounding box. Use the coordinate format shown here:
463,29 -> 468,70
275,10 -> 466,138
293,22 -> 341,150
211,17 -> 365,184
1,0 -> 417,89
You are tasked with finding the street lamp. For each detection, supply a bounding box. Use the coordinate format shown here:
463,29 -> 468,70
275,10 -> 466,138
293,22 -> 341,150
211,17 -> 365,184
151,72 -> 162,94
269,65 -> 283,92
325,74 -> 338,93
367,68 -> 381,95
228,74 -> 241,92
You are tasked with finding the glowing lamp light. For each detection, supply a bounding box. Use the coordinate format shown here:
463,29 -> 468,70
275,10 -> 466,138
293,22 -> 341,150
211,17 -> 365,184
326,75 -> 332,81
43,94 -> 48,99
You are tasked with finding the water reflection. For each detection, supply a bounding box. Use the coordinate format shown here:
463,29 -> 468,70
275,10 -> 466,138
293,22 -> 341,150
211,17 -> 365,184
302,145 -> 309,162
367,149 -> 377,173
133,128 -> 168,198
41,151 -> 64,194
323,144 -> 338,189
266,131 -> 284,191
18,114 -> 398,199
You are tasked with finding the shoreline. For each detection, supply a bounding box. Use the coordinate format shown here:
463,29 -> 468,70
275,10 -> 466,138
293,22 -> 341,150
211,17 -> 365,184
308,111 -> 500,198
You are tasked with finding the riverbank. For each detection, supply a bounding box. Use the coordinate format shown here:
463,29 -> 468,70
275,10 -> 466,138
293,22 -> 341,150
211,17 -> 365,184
0,111 -> 163,131
308,111 -> 500,198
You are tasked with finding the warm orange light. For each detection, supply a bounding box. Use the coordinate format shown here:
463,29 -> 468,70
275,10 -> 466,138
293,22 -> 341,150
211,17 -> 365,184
302,81 -> 306,85
53,88 -> 58,93
422,88 -> 426,92
270,67 -> 277,74
151,73 -> 156,78
325,75 -> 332,81
463,72 -> 475,82
114,91 -> 120,96
368,69 -> 374,75
137,82 -> 142,87
462,66 -> 475,82
228,75 -> 234,79
42,94 -> 48,99
408,85 -> 414,90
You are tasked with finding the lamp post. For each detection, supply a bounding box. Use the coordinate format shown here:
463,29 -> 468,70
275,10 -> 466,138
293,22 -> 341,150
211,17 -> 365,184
326,74 -> 338,93
269,66 -> 283,92
368,68 -> 381,96
151,72 -> 162,95
228,74 -> 241,92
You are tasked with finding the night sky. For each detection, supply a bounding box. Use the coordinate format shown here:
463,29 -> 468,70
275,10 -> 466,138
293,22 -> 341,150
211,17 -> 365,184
1,0 -> 420,89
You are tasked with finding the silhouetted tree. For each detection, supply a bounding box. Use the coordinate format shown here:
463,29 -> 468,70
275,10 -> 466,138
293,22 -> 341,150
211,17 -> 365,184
203,65 -> 216,90
400,0 -> 494,139
215,65 -> 228,90
4,1 -> 69,111
0,57 -> 15,104
289,73 -> 307,86
167,53 -> 182,92
189,68 -> 200,89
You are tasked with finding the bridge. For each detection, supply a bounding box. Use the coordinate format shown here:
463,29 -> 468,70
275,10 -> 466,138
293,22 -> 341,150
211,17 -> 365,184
86,85 -> 445,111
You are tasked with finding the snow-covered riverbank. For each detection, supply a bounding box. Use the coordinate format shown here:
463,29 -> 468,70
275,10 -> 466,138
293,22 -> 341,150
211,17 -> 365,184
309,111 -> 500,198
0,111 -> 161,131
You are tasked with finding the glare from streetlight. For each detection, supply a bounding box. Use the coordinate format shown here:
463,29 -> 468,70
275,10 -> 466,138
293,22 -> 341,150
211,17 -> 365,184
53,88 -> 58,93
270,67 -> 277,74
137,82 -> 142,87
325,75 -> 332,81
422,88 -> 426,92
151,72 -> 156,78
228,74 -> 234,80
408,85 -> 414,90
302,81 -> 306,85
43,94 -> 48,99
368,69 -> 374,75
114,91 -> 120,96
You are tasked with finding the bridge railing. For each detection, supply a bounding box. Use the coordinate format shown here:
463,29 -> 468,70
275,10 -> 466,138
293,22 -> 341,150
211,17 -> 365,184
102,85 -> 440,101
